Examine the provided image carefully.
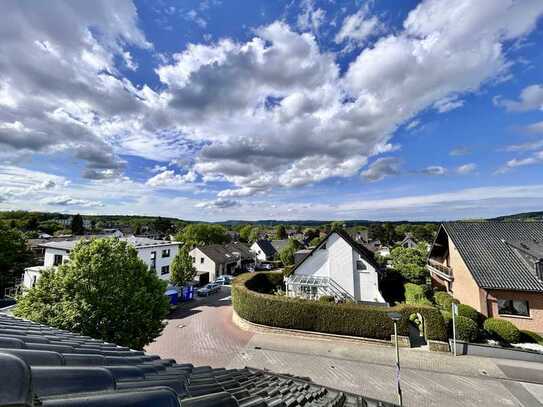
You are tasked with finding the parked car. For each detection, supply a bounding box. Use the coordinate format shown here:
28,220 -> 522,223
215,275 -> 232,285
256,263 -> 272,270
197,283 -> 220,296
246,265 -> 255,272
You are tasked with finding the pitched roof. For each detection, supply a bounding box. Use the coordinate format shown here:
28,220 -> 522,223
270,239 -> 290,252
442,222 -> 543,292
292,229 -> 379,273
196,243 -> 252,264
0,313 -> 392,406
254,240 -> 277,258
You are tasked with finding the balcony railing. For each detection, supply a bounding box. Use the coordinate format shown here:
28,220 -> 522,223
426,258 -> 453,280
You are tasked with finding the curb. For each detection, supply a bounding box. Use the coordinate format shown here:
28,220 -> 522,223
232,310 -> 393,347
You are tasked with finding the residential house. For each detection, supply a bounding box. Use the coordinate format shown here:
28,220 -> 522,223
250,239 -> 290,262
398,233 -> 417,248
190,242 -> 252,284
350,229 -> 369,243
427,222 -> 543,332
23,236 -> 180,289
285,230 -> 386,304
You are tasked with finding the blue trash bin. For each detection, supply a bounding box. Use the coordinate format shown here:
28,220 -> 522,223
165,289 -> 178,305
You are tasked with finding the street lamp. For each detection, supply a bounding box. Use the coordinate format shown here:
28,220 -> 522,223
387,311 -> 403,407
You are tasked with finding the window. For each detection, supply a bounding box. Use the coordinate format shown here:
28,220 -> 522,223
356,260 -> 367,271
161,265 -> 170,275
150,251 -> 156,271
200,257 -> 205,264
162,249 -> 170,258
191,256 -> 195,263
498,299 -> 529,317
53,254 -> 63,266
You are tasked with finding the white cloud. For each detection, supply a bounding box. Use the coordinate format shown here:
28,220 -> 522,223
504,138 -> 543,152
497,150 -> 543,173
456,163 -> 477,174
297,0 -> 326,34
41,195 -> 103,207
335,7 -> 383,48
195,198 -> 240,210
449,146 -> 471,156
494,84 -> 543,112
361,157 -> 401,182
146,170 -> 198,188
433,96 -> 464,113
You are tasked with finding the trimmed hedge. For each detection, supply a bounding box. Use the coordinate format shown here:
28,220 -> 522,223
319,295 -> 335,303
520,330 -> 543,344
434,291 -> 459,311
232,272 -> 447,341
455,316 -> 478,342
457,304 -> 485,326
404,283 -> 432,306
483,318 -> 521,343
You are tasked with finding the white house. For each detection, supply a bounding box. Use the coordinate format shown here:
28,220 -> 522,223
23,236 -> 180,289
398,233 -> 417,249
250,239 -> 289,262
285,230 -> 386,304
190,243 -> 252,284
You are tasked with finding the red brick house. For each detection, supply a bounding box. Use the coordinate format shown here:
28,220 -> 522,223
427,222 -> 543,333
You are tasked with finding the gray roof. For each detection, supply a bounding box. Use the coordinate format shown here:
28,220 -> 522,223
442,222 -> 543,292
0,313 -> 388,406
196,242 -> 252,264
254,240 -> 277,258
39,236 -> 178,251
270,239 -> 289,252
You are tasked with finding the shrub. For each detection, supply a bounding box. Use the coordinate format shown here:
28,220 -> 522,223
232,272 -> 447,341
319,295 -> 335,303
520,330 -> 543,344
454,316 -> 479,342
483,318 -> 521,343
457,304 -> 485,326
434,291 -> 459,310
441,311 -> 452,336
404,283 -> 432,306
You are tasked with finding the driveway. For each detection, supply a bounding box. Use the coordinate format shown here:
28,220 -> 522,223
146,286 -> 254,368
146,287 -> 543,407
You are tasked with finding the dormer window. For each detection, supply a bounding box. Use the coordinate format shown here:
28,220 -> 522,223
356,260 -> 367,271
537,260 -> 543,281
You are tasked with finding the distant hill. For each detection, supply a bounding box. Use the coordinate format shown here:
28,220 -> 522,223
490,211 -> 543,222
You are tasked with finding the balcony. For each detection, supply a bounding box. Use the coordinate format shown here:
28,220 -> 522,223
426,258 -> 453,281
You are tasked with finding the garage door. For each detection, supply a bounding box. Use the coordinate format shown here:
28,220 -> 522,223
199,272 -> 209,285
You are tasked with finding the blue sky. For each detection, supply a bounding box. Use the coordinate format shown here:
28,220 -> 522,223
1,0 -> 543,221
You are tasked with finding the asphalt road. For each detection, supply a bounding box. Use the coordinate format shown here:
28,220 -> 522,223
146,286 -> 543,407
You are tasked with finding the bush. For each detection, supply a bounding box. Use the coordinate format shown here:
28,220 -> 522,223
457,304 -> 485,326
319,295 -> 335,303
404,283 -> 432,306
455,316 -> 479,342
441,311 -> 452,336
483,318 -> 521,343
232,272 -> 447,341
434,291 -> 459,310
520,330 -> 543,344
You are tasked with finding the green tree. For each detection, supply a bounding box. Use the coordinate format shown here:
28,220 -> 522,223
154,217 -> 172,234
309,237 -> 321,247
248,227 -> 261,243
275,224 -> 287,240
14,238 -> 169,349
176,224 -> 229,247
330,221 -> 344,232
70,214 -> 84,235
239,224 -> 253,242
0,225 -> 33,298
278,239 -> 302,266
170,248 -> 197,286
390,243 -> 428,284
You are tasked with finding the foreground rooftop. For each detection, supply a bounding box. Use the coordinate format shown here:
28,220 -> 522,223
0,313 -> 392,406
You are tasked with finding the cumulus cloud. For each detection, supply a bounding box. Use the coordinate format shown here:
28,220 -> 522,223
494,84 -> 543,112
449,146 -> 471,156
297,0 -> 326,34
361,157 -> 401,182
40,195 -> 103,207
195,198 -> 240,210
456,163 -> 477,174
146,170 -> 198,188
335,6 -> 383,49
2,0 -> 543,198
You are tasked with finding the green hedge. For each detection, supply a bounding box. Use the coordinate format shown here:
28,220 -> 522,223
457,304 -> 485,326
404,283 -> 432,306
232,272 -> 447,341
520,330 -> 543,344
434,291 -> 459,310
483,318 -> 521,343
455,316 -> 479,342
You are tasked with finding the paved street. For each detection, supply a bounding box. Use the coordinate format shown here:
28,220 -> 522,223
146,286 -> 543,407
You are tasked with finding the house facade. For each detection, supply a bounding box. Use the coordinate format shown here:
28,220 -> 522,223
23,236 -> 180,289
427,222 -> 543,332
250,239 -> 290,262
285,230 -> 386,304
190,242 -> 252,284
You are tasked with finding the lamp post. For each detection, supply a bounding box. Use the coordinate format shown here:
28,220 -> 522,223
388,311 -> 403,407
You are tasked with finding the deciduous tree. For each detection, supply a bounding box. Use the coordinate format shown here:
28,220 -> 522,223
170,248 -> 197,286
